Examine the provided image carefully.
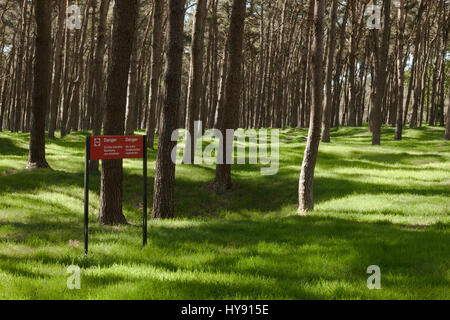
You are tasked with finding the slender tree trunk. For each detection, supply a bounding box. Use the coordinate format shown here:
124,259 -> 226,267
395,0 -> 406,140
183,0 -> 207,164
145,0 -> 165,150
89,0 -> 110,172
48,0 -> 67,139
298,0 -> 325,213
321,0 -> 338,142
125,2 -> 140,136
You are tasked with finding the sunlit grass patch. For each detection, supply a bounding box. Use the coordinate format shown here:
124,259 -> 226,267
0,125 -> 449,299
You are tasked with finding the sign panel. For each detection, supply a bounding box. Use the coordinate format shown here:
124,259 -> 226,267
90,136 -> 144,160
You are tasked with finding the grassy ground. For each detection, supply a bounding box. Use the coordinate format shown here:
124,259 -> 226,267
0,126 -> 449,299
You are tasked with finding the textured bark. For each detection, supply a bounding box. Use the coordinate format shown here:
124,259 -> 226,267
67,1 -> 91,133
48,0 -> 67,139
211,0 -> 246,194
145,0 -> 165,150
371,0 -> 390,145
99,0 -> 138,225
125,2 -> 140,136
321,0 -> 338,142
395,0 -> 406,140
331,5 -> 349,128
27,0 -> 51,169
13,0 -> 27,133
152,0 -> 185,219
298,0 -> 325,213
90,0 -> 110,172
184,0 -> 207,164
444,101 -> 450,140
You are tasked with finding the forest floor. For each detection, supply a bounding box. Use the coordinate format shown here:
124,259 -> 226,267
0,126 -> 449,299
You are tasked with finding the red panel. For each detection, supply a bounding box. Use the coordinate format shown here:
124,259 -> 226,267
90,136 -> 144,160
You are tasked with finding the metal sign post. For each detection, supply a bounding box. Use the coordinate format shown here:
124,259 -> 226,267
84,135 -> 148,254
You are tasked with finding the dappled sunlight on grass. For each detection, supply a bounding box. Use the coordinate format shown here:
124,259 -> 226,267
0,126 -> 449,299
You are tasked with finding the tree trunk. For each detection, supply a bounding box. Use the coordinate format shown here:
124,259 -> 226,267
183,0 -> 207,164
321,0 -> 338,142
99,0 -> 139,225
145,0 -> 165,150
48,0 -> 67,139
371,0 -> 390,145
27,0 -> 51,169
211,0 -> 246,194
152,0 -> 185,219
395,0 -> 406,140
125,2 -> 140,136
90,0 -> 110,172
298,0 -> 325,213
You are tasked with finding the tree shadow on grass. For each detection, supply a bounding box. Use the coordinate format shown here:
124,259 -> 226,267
0,215 -> 448,299
0,138 -> 28,156
1,164 -> 448,221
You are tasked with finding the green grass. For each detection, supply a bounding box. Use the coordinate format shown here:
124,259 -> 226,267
0,125 -> 449,299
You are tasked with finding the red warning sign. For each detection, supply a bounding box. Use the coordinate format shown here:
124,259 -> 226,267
89,136 -> 144,160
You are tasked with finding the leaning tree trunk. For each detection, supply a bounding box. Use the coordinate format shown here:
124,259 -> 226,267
152,0 -> 185,219
99,0 -> 138,225
28,0 -> 51,169
211,0 -> 246,194
298,0 -> 325,213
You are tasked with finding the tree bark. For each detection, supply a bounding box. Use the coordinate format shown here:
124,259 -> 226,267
183,0 -> 207,164
395,0 -> 406,140
211,0 -> 246,194
152,0 -> 185,219
99,0 -> 139,225
371,0 -> 390,145
27,0 -> 51,169
145,0 -> 165,150
298,0 -> 325,213
90,0 -> 110,172
321,0 -> 338,142
48,0 -> 67,139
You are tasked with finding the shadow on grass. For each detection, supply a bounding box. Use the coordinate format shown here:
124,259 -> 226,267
0,137 -> 28,156
0,215 -> 448,299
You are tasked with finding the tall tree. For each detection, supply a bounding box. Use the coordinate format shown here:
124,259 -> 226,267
395,0 -> 406,140
99,0 -> 139,225
211,0 -> 246,194
371,0 -> 391,145
27,0 -> 51,169
184,0 -> 207,164
145,0 -> 165,149
90,0 -> 110,172
152,0 -> 186,219
48,0 -> 67,139
298,0 -> 325,212
321,0 -> 338,142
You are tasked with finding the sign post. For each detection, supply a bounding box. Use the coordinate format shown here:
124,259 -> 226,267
84,135 -> 148,254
